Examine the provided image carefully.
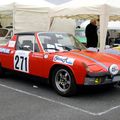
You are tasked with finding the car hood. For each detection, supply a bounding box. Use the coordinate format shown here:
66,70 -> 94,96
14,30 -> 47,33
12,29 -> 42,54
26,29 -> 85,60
53,50 -> 120,71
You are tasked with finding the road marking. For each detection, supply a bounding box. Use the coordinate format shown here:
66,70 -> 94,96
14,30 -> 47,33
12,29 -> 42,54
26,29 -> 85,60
96,105 -> 120,115
0,83 -> 120,116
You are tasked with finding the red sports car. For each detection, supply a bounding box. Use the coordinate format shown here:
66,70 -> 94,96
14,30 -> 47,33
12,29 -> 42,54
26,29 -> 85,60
0,32 -> 120,96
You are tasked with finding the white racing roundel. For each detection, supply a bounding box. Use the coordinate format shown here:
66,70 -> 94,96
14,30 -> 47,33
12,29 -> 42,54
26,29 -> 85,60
109,64 -> 119,75
14,50 -> 30,73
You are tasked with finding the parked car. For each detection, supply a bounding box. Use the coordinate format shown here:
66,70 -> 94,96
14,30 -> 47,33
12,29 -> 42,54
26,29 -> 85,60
75,28 -> 87,46
0,32 -> 120,96
0,28 -> 13,45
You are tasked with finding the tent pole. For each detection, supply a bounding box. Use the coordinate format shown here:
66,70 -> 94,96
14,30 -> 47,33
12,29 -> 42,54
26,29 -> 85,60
49,17 -> 54,31
99,5 -> 109,52
12,2 -> 16,34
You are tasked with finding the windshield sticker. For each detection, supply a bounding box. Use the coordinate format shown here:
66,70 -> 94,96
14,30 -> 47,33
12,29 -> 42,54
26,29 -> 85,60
47,44 -> 55,52
8,41 -> 16,47
55,34 -> 63,38
55,43 -> 64,51
0,48 -> 10,54
53,55 -> 75,65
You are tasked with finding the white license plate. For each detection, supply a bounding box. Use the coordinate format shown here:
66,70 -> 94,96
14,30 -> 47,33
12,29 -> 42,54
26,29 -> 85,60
112,76 -> 120,82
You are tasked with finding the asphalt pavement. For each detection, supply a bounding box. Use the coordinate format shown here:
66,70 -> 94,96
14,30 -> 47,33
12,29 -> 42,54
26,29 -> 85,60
0,73 -> 120,120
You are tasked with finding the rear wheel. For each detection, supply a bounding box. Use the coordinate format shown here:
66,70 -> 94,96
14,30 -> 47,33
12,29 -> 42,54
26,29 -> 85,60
52,67 -> 77,96
0,64 -> 4,77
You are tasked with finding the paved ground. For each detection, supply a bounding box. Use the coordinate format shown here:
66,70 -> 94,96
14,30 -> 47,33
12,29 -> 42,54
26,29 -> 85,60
0,73 -> 120,120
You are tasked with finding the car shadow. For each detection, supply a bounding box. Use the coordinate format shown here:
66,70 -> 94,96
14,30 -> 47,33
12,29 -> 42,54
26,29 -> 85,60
2,71 -> 120,99
76,84 -> 117,97
2,71 -> 52,91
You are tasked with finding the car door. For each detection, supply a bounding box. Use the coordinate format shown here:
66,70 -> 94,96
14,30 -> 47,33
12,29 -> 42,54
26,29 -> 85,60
14,34 -> 45,77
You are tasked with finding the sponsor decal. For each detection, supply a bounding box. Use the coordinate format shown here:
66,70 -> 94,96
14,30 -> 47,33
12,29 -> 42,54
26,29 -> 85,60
0,48 -> 10,54
53,55 -> 75,65
109,64 -> 119,75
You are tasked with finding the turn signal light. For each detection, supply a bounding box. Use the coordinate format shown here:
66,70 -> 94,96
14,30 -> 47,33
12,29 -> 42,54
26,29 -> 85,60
95,78 -> 101,84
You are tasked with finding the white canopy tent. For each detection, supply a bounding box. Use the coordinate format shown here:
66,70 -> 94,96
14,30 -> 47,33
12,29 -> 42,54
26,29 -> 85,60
51,0 -> 120,51
0,0 -> 56,32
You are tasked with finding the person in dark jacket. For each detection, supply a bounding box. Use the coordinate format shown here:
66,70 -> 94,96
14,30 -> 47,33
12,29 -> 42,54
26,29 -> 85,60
0,22 -> 2,28
85,19 -> 98,48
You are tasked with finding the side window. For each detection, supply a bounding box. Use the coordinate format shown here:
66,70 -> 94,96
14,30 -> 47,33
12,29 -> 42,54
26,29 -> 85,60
16,35 -> 40,52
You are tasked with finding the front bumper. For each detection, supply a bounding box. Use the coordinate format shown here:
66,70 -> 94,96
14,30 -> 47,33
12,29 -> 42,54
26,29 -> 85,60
84,74 -> 120,85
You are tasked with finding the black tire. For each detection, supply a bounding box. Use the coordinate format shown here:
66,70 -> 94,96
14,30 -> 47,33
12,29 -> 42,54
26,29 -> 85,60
0,63 -> 4,77
52,66 -> 77,96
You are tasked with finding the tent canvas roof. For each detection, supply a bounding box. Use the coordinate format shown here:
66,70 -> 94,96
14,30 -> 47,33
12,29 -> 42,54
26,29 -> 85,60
0,0 -> 56,9
52,0 -> 120,20
0,0 -> 56,15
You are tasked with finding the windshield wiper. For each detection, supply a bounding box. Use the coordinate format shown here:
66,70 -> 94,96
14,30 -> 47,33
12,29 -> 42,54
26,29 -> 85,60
58,45 -> 81,51
74,47 -> 81,50
58,45 -> 71,51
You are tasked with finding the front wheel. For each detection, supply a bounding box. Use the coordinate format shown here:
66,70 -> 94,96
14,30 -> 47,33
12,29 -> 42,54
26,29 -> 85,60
52,67 -> 77,96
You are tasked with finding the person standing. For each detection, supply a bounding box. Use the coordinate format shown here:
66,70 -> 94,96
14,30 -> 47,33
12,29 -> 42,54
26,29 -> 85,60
85,19 -> 98,48
106,31 -> 110,45
0,22 -> 2,28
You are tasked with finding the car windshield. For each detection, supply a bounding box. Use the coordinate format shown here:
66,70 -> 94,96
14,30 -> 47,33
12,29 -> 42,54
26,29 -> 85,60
0,29 -> 8,37
38,32 -> 86,52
